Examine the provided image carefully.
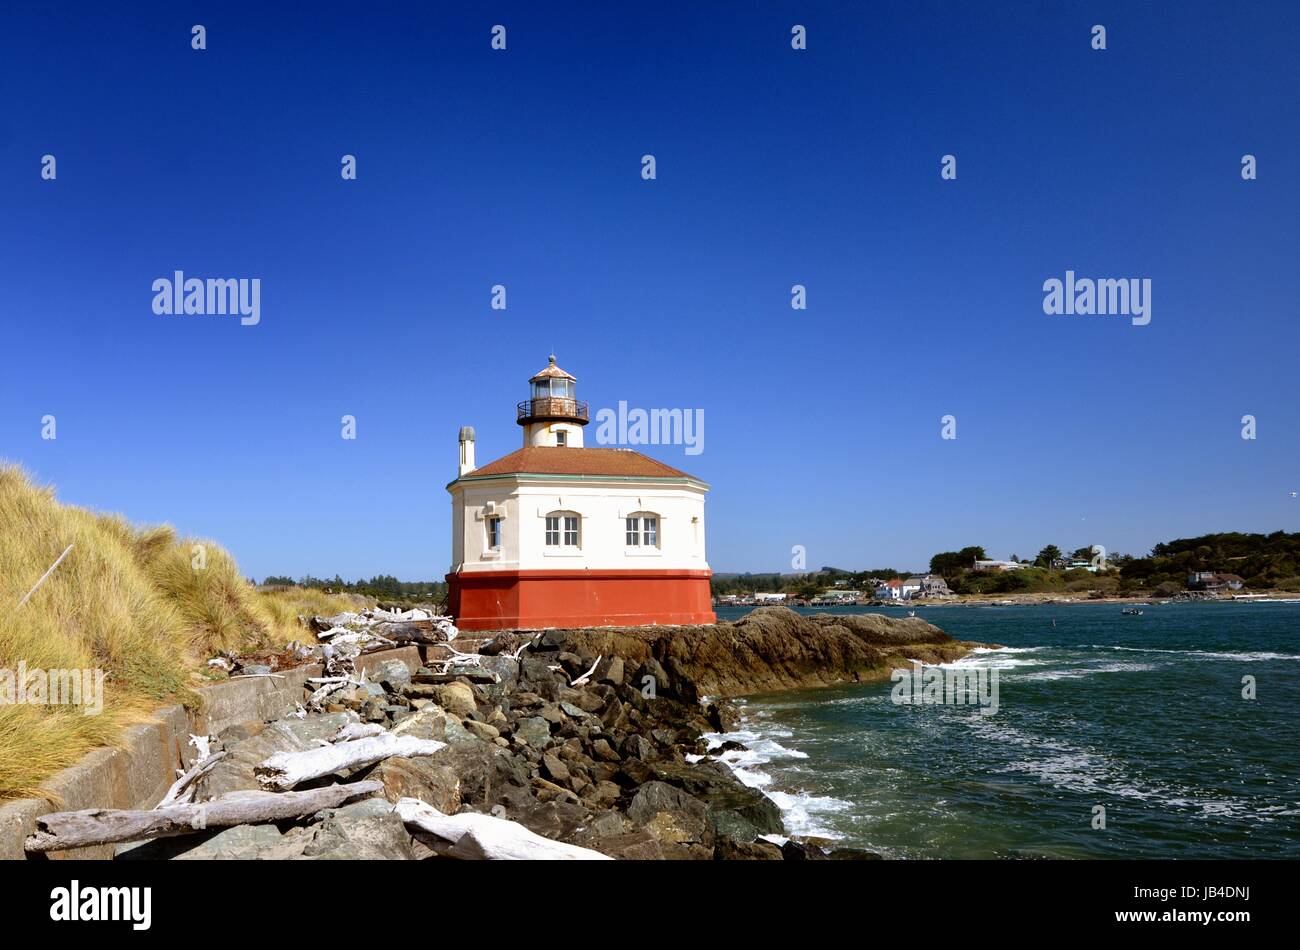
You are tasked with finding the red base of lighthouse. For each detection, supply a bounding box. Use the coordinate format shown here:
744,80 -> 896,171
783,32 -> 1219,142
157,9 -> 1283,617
446,568 -> 716,631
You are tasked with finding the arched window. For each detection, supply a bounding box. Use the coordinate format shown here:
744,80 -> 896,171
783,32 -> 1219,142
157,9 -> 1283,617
545,511 -> 580,547
625,511 -> 660,548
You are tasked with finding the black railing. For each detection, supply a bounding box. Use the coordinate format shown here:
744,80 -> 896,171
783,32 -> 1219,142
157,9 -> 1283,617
517,398 -> 589,421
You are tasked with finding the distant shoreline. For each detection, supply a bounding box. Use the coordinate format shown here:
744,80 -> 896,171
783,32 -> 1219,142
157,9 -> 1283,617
718,592 -> 1300,610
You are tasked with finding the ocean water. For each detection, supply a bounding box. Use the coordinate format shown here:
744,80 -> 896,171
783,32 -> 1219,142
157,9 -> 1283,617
708,602 -> 1300,858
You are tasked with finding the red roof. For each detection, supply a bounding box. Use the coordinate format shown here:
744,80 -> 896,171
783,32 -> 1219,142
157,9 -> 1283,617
464,447 -> 698,480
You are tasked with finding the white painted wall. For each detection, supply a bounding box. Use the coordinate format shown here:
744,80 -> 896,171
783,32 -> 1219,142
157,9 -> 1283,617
450,478 -> 708,574
524,420 -> 586,448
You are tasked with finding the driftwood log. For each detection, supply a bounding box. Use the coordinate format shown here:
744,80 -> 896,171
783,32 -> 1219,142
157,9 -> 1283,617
256,734 -> 445,790
395,798 -> 612,861
25,782 -> 383,853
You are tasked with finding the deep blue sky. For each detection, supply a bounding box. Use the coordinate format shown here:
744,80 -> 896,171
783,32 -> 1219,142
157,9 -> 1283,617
2,2 -> 1297,580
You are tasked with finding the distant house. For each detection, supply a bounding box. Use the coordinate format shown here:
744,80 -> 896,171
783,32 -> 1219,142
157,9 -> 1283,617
914,574 -> 952,597
973,559 -> 1027,572
901,577 -> 924,599
753,592 -> 789,603
1188,572 -> 1245,592
875,579 -> 904,600
1052,556 -> 1100,573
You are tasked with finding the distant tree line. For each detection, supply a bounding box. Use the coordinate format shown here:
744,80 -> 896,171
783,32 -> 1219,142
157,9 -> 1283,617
261,574 -> 448,603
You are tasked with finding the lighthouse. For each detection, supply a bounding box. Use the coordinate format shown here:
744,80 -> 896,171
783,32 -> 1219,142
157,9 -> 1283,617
446,357 -> 715,631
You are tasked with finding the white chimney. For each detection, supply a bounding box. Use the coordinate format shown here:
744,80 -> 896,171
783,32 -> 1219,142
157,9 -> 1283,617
458,426 -> 476,476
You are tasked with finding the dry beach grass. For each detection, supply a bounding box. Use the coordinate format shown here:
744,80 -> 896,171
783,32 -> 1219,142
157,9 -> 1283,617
0,464 -> 359,800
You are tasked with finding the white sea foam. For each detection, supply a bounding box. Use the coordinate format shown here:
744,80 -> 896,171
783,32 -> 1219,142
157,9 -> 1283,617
964,717 -> 1287,822
1096,645 -> 1300,662
1018,661 -> 1157,681
702,720 -> 845,838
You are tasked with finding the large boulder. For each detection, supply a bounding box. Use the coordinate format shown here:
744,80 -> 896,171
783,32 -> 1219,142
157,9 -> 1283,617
647,761 -> 785,843
627,781 -> 712,852
367,756 -> 462,813
300,799 -> 419,860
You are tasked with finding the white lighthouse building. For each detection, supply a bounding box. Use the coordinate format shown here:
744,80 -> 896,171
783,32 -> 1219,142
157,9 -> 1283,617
446,357 -> 715,631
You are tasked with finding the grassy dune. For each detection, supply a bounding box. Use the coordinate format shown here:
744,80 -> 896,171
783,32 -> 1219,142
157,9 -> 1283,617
0,464 -> 360,801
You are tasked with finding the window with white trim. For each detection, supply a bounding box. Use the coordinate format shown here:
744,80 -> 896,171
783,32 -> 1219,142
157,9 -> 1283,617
625,512 -> 660,548
545,511 -> 580,547
487,516 -> 503,550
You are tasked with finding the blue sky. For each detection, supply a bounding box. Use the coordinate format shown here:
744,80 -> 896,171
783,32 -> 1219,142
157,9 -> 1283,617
2,2 -> 1297,580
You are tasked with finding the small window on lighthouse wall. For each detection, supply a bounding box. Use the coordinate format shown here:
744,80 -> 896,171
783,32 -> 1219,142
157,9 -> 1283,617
487,516 -> 502,550
556,430 -> 567,447
546,512 -> 580,547
626,513 -> 660,547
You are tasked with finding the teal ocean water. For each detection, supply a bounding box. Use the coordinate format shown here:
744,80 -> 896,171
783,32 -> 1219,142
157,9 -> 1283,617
710,602 -> 1300,858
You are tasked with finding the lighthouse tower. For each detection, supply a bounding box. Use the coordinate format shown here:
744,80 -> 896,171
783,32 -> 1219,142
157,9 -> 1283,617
519,356 -> 587,449
446,357 -> 715,631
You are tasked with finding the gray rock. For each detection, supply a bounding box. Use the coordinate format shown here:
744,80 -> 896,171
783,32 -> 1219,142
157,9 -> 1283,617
368,756 -> 462,813
622,734 -> 654,761
369,658 -> 413,689
598,656 -> 625,686
301,799 -> 417,860
559,701 -> 594,720
172,824 -> 286,860
541,752 -> 570,783
515,716 -> 552,749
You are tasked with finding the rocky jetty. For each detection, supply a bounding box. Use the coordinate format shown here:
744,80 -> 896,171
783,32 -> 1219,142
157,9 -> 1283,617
25,607 -> 975,861
488,606 -> 979,698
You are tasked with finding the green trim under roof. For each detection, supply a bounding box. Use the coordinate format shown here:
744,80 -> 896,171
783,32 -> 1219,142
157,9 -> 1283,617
446,471 -> 710,492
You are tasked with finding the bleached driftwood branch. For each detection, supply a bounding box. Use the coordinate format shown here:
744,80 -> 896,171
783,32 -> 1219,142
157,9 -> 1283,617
394,798 -> 611,861
570,655 -> 602,687
26,782 -> 383,853
155,751 -> 227,809
256,734 -> 445,790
